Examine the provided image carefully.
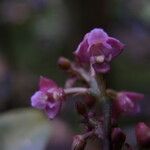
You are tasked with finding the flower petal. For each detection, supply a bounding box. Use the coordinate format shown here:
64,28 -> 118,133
87,28 -> 108,45
39,76 -> 57,91
74,39 -> 90,63
122,92 -> 144,101
31,91 -> 47,109
107,38 -> 124,58
45,101 -> 62,119
89,43 -> 113,62
92,62 -> 110,73
88,43 -> 104,56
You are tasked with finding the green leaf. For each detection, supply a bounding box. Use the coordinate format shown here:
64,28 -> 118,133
0,108 -> 51,150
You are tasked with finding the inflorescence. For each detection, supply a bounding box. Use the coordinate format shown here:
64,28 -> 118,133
31,28 -> 149,150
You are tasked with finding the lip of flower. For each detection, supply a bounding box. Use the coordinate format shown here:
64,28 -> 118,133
31,91 -> 48,109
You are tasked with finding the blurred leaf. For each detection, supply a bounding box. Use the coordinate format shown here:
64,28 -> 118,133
0,108 -> 51,150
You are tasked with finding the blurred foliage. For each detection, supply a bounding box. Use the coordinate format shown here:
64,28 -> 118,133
0,109 -> 51,150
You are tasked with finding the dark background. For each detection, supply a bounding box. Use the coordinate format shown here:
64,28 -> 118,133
0,0 -> 150,150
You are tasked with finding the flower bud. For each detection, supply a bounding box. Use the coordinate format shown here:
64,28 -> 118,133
112,128 -> 126,150
75,101 -> 87,116
113,91 -> 144,116
106,89 -> 117,99
58,57 -> 71,70
72,135 -> 86,150
135,122 -> 150,148
84,95 -> 96,109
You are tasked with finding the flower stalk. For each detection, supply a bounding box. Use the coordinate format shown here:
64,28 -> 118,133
97,75 -> 112,150
101,96 -> 112,150
31,28 -> 145,150
84,73 -> 112,150
64,87 -> 90,95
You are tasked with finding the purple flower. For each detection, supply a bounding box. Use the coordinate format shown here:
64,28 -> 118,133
31,77 -> 65,119
74,28 -> 124,73
113,91 -> 144,115
135,122 -> 150,148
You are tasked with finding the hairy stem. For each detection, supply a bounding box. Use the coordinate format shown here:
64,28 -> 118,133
94,75 -> 112,150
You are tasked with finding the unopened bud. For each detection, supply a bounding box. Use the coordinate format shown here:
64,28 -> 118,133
106,89 -> 117,99
113,91 -> 144,116
72,135 -> 86,150
135,122 -> 150,148
85,95 -> 96,109
75,101 -> 87,116
58,57 -> 71,70
112,128 -> 126,150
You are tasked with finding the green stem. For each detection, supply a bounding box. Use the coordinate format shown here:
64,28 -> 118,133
102,96 -> 112,150
71,68 -> 112,150
95,75 -> 112,150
